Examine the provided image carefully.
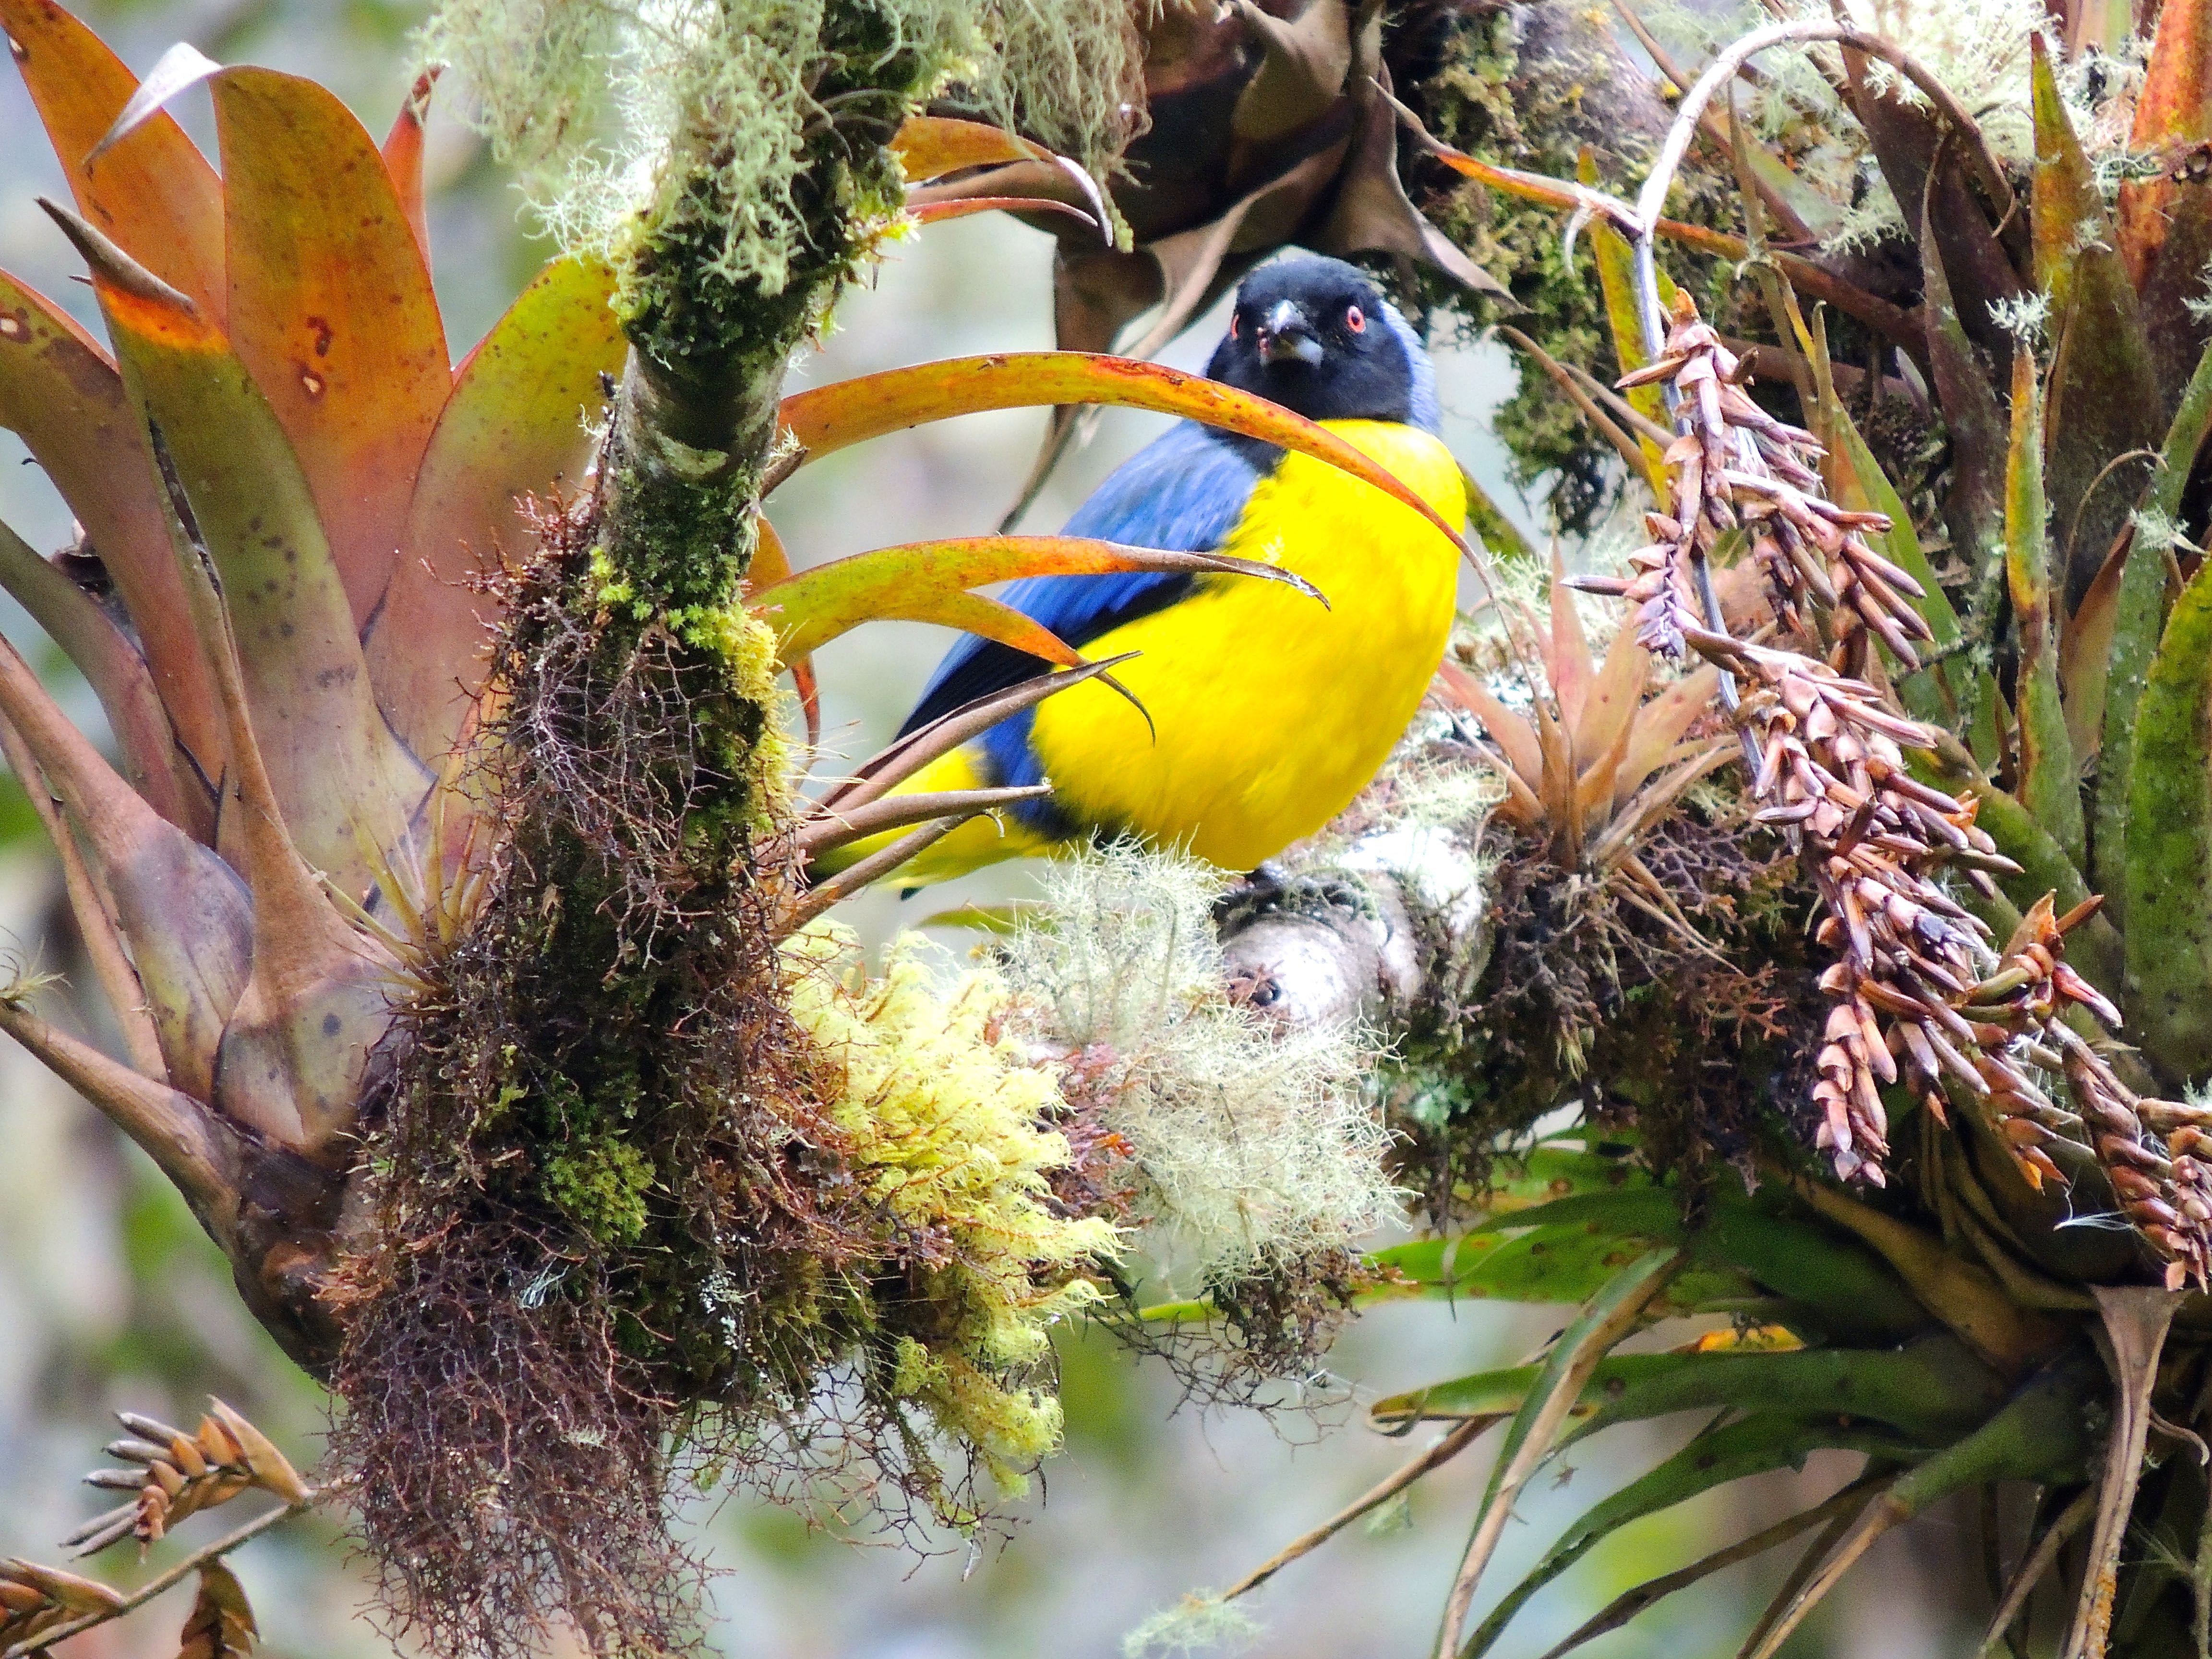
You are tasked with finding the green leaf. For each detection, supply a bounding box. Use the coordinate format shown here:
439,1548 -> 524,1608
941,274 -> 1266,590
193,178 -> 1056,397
212,67 -> 450,625
750,536 -> 1318,664
1585,173 -> 1669,484
1372,1333 -> 2007,1446
775,351 -> 1472,556
1741,1352 -> 2100,1659
52,204 -> 429,902
1461,1414 -> 1921,1659
2003,349 -> 2085,871
1470,1139 -> 1653,1218
372,255 -> 623,761
2123,554 -> 2212,1081
1440,1250 -> 1681,1653
2099,331 -> 2212,917
1364,1214 -> 1749,1310
1686,1203 -> 1927,1346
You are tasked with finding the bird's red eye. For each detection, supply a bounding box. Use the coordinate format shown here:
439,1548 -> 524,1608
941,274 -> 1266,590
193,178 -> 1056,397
1346,305 -> 1366,332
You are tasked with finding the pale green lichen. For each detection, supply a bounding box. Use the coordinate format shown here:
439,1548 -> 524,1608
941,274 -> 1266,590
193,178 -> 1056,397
996,845 -> 1402,1294
780,921 -> 1117,1492
1643,0 -> 2127,249
1121,1594 -> 1262,1659
1990,289 -> 2053,344
421,0 -> 1142,298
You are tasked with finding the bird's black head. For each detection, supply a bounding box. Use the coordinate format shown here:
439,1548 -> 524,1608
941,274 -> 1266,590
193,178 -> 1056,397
1205,255 -> 1437,429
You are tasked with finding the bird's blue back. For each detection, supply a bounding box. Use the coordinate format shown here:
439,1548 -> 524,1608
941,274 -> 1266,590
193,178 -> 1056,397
895,423 -> 1268,764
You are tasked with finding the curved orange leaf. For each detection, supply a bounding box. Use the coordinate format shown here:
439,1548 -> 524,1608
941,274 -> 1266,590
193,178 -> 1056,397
0,0 -> 225,319
213,67 -> 450,626
890,116 -> 1050,181
745,517 -> 820,749
373,254 -> 622,762
910,195 -> 1099,233
747,534 -> 1319,663
383,69 -> 437,269
51,202 -> 428,898
775,352 -> 1474,559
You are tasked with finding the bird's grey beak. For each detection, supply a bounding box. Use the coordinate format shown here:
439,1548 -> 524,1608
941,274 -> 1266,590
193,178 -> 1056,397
1255,299 -> 1324,367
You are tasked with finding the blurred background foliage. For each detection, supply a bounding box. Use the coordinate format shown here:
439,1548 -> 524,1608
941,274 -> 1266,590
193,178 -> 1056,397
0,3 -> 1966,1655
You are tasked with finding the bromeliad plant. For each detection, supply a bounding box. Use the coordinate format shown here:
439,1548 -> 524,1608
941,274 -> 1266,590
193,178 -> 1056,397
1171,2 -> 2212,1656
0,4 -> 1498,1655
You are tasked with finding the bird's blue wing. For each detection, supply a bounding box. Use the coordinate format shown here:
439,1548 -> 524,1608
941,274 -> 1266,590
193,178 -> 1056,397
895,423 -> 1265,740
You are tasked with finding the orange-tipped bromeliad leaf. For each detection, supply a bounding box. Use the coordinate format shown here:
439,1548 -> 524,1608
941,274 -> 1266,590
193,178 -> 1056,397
889,115 -> 1054,182
372,254 -> 622,761
0,0 -> 225,320
47,202 -> 429,901
742,516 -> 822,749
773,351 -> 1478,562
2120,0 -> 2212,393
748,535 -> 1321,664
209,67 -> 451,627
382,69 -> 438,268
2118,0 -> 2212,289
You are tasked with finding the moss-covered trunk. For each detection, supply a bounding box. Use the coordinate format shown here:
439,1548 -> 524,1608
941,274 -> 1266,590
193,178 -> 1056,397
323,13 -> 949,1655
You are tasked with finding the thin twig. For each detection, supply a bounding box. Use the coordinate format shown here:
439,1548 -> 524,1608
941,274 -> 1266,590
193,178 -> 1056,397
1534,1470 -> 1893,1659
1735,1478 -> 1889,1658
1981,1485 -> 2097,1655
1219,1415 -> 1502,1603
0,1493 -> 320,1659
2064,1288 -> 2183,1659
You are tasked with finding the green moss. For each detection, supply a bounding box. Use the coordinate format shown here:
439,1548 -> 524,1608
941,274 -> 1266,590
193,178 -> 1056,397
545,1137 -> 658,1245
1407,7 -> 1736,532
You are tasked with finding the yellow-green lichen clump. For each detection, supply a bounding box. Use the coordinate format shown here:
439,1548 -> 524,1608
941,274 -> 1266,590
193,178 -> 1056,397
781,922 -> 1118,1493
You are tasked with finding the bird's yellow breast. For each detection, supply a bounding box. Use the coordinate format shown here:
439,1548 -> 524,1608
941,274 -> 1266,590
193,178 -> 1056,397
1027,419 -> 1465,870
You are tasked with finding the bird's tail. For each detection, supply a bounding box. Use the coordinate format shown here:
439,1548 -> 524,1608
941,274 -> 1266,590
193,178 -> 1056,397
806,747 -> 1059,888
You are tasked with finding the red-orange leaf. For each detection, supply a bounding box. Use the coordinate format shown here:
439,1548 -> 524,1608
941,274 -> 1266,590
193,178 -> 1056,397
745,516 -> 820,749
775,352 -> 1473,557
0,264 -> 225,797
383,69 -> 437,270
53,203 -> 428,898
909,195 -> 1099,233
890,115 -> 1050,181
373,255 -> 622,762
2120,0 -> 2212,284
0,0 -> 225,319
213,67 -> 450,627
748,535 -> 1319,664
